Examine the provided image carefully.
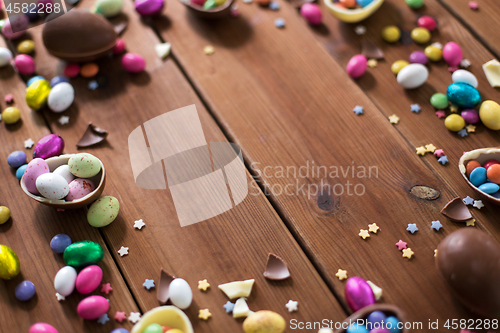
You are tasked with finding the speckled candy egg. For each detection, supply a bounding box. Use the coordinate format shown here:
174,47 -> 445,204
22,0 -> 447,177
36,173 -> 69,200
53,165 -> 76,184
76,265 -> 103,294
479,100 -> 500,130
33,134 -> 65,159
87,196 -> 119,227
23,158 -> 50,195
300,3 -> 322,25
0,244 -> 20,280
77,295 -> 109,320
66,178 -> 95,201
26,79 -> 51,110
345,276 -> 375,312
2,15 -> 29,40
122,53 -> 146,73
461,109 -> 479,124
135,0 -> 165,16
396,63 -> 428,89
7,150 -> 27,168
169,278 -> 193,309
95,0 -> 124,17
15,280 -> 36,301
64,241 -> 104,268
29,323 -> 59,333
68,153 -> 101,178
409,51 -> 427,65
446,82 -> 481,108
0,47 -> 13,67
443,42 -> 462,67
50,234 -> 72,253
346,54 -> 367,79
452,69 -> 478,88
243,311 -> 285,333
47,82 -> 74,113
14,54 -> 35,75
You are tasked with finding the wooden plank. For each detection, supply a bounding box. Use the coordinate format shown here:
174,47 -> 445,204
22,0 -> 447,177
0,39 -> 139,332
150,0 -> 494,325
21,0 -> 348,331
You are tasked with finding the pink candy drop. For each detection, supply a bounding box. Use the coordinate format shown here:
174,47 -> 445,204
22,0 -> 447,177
300,3 -> 322,25
443,42 -> 463,67
14,54 -> 36,75
121,53 -> 146,73
346,54 -> 367,79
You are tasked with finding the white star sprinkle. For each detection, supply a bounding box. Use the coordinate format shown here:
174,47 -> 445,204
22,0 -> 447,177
118,246 -> 129,257
128,312 -> 141,323
354,25 -> 366,35
473,200 -> 484,209
58,116 -> 69,125
24,138 -> 34,148
285,300 -> 298,312
134,219 -> 146,230
431,42 -> 443,49
56,293 -> 65,301
460,59 -> 471,68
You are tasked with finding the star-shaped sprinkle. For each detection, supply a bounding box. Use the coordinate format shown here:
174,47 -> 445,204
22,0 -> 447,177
143,279 -> 155,290
118,246 -> 129,257
466,218 -> 476,227
416,146 -> 427,155
242,0 -> 252,3
354,25 -> 366,35
198,279 -> 210,291
460,59 -> 471,68
129,312 -> 141,324
285,300 -> 298,312
466,124 -> 476,133
431,42 -> 443,49
450,104 -> 458,113
406,223 -> 418,234
473,200 -> 484,209
101,283 -> 113,294
457,128 -> 468,137
425,144 -> 437,153
433,149 -> 445,157
223,301 -> 235,313
395,240 -> 407,250
431,220 -> 443,231
389,114 -> 400,124
410,104 -> 421,113
269,1 -> 280,10
274,18 -> 285,28
469,1 -> 478,10
335,269 -> 347,280
449,66 -> 459,73
368,223 -> 380,233
203,45 -> 214,55
58,116 -> 69,125
463,196 -> 474,205
359,229 -> 370,239
435,110 -> 446,118
4,94 -> 14,103
434,249 -> 438,257
134,219 -> 145,229
199,309 -> 212,320
402,248 -> 414,259
56,293 -> 65,301
438,156 -> 449,165
367,59 -> 378,68
114,311 -> 127,322
24,138 -> 34,148
353,105 -> 364,115
97,314 -> 109,325
88,80 -> 99,90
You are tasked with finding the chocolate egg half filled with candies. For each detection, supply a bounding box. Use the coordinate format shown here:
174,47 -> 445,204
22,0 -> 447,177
42,9 -> 117,62
436,228 -> 500,318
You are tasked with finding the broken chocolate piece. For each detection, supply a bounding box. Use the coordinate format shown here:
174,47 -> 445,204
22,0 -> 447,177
440,197 -> 472,222
157,269 -> 175,304
263,253 -> 290,281
76,123 -> 108,148
360,40 -> 384,60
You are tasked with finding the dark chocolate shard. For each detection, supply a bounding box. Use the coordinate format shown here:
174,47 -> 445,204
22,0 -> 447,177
361,40 -> 384,60
263,253 -> 290,281
440,197 -> 472,222
76,123 -> 108,148
157,269 -> 175,304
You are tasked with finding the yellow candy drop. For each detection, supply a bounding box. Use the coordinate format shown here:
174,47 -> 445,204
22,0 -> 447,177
1,107 -> 21,124
26,79 -> 51,110
17,40 -> 35,54
381,25 -> 401,43
0,244 -> 20,280
479,100 -> 500,130
391,60 -> 409,75
444,114 -> 465,132
424,45 -> 442,62
411,27 -> 431,44
0,206 -> 11,224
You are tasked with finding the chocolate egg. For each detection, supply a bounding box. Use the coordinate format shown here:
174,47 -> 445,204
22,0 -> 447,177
42,9 -> 117,62
436,228 -> 500,318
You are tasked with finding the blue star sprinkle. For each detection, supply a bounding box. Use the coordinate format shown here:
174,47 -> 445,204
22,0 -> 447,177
410,104 -> 421,113
457,128 -> 468,137
223,301 -> 235,313
269,1 -> 280,10
463,196 -> 474,205
353,105 -> 364,115
438,155 -> 449,165
88,80 -> 99,90
275,18 -> 285,28
406,223 -> 418,234
143,279 -> 155,290
431,220 -> 443,231
97,314 -> 109,325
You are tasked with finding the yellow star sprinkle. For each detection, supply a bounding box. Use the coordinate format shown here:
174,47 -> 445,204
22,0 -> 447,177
335,269 -> 348,280
368,223 -> 380,233
198,309 -> 212,320
198,279 -> 210,291
425,144 -> 437,153
434,249 -> 438,257
402,248 -> 414,259
203,45 -> 214,55
450,105 -> 458,113
367,59 -> 378,68
388,114 -> 399,124
359,229 -> 370,239
466,218 -> 475,227
466,124 -> 476,133
416,146 -> 427,155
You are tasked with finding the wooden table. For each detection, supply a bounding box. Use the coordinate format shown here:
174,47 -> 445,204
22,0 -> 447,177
1,0 -> 499,331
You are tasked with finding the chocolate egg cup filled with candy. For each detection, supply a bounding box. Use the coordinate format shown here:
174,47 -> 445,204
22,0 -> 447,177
131,306 -> 194,333
335,304 -> 408,333
459,148 -> 500,206
323,0 -> 384,23
21,154 -> 106,209
179,0 -> 235,18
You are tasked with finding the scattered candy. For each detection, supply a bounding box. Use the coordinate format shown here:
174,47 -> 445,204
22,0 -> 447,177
2,107 -> 21,125
359,229 -> 370,239
347,54 -> 367,78
473,200 -> 484,209
402,248 -> 414,259
101,283 -> 113,294
431,220 -> 443,231
224,301 -> 235,313
388,114 -> 399,124
14,54 -> 36,75
367,59 -> 377,68
406,223 -> 418,234
56,293 -> 65,301
466,219 -> 476,226
430,93 -> 448,109
135,0 -> 164,16
391,60 -> 409,75
425,144 -> 436,152
354,25 -> 366,35
24,138 -> 35,149
397,63 -> 428,89
8,151 -> 27,168
17,40 -> 35,54
4,94 -> 14,104
94,0 -> 124,17
122,53 -> 146,73
395,239 -> 407,250
155,42 -> 171,59
0,206 -> 11,225
87,196 -> 119,228
15,280 -> 36,301
479,100 -> 500,130
463,196 -> 474,205
457,129 -> 468,138
438,156 -> 449,165
381,25 -> 400,43
445,114 -> 465,132
114,311 -> 127,322
435,110 -> 446,118
50,76 -> 69,87
335,268 -> 348,280
416,146 -> 427,155
345,277 -> 375,312
219,279 -> 255,299
129,312 -> 142,323
468,1 -> 478,10
0,48 -> 13,67
418,15 -> 436,31
353,105 -> 364,115
29,323 -> 59,333
64,241 -> 104,268
199,308 -> 212,320
269,1 -> 280,10
274,18 -> 286,28
169,278 -> 193,309
2,16 -> 29,40
143,279 -> 155,290
285,300 -> 298,312
368,223 -> 379,233
77,295 -> 110,320
443,42 -> 463,67
409,51 -> 427,65
58,115 -> 70,125
466,124 -> 476,132
48,82 -> 75,113
300,3 -> 322,25
410,103 -> 421,113
203,45 -> 215,55
410,27 -> 431,44
134,219 -> 146,229
97,314 -> 110,325
405,0 -> 423,8
81,63 -> 99,78
118,246 -> 129,256
243,311 -> 285,333
54,266 -> 77,296
51,234 -> 72,253
27,76 -> 46,87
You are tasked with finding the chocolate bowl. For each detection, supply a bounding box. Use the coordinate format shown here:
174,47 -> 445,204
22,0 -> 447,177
179,0 -> 235,19
335,304 -> 409,333
20,154 -> 105,209
459,147 -> 500,206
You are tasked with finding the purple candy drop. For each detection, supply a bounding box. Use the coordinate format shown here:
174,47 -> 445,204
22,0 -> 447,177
33,134 -> 65,159
409,51 -> 428,65
461,109 -> 480,124
345,276 -> 376,312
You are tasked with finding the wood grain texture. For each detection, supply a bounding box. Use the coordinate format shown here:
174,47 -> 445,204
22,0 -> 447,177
150,0 -> 493,326
18,0 -> 348,331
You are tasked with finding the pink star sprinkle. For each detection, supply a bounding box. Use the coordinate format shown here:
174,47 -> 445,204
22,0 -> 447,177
469,1 -> 478,10
434,149 -> 445,157
4,94 -> 13,104
114,311 -> 127,323
448,66 -> 458,72
395,240 -> 407,250
435,110 -> 446,118
101,283 -> 113,294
